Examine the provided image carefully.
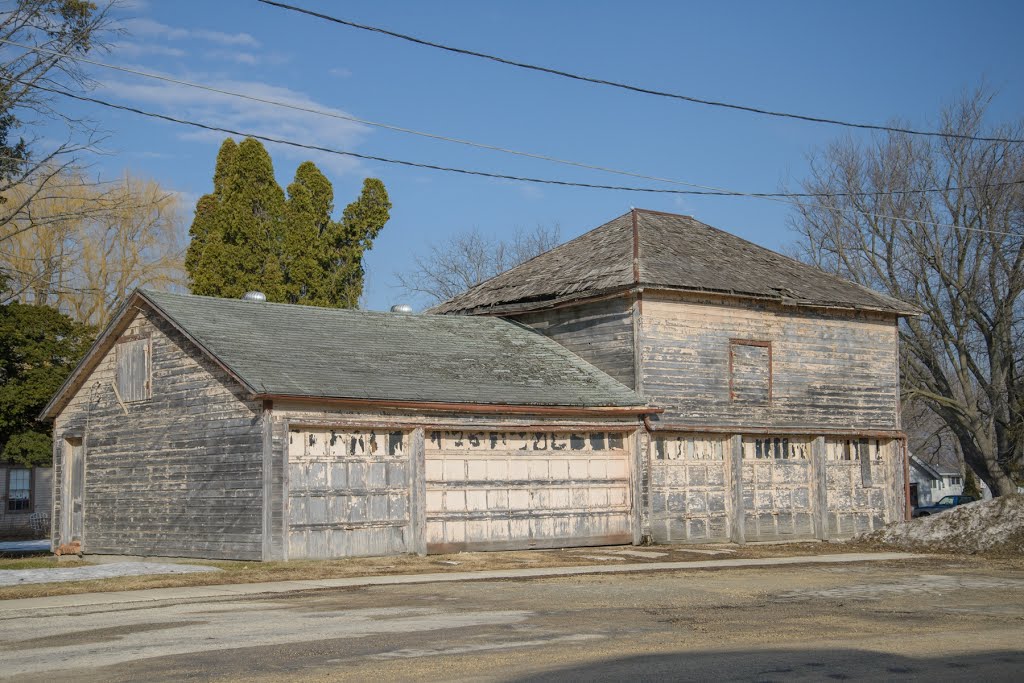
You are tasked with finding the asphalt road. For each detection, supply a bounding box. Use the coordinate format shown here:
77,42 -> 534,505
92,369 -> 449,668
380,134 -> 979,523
2,556 -> 1023,681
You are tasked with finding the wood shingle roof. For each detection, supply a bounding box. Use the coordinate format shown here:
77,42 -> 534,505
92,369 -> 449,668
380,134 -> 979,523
431,209 -> 917,316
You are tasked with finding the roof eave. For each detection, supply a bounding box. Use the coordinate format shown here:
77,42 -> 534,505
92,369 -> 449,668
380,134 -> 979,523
436,282 -> 917,318
260,393 -> 657,417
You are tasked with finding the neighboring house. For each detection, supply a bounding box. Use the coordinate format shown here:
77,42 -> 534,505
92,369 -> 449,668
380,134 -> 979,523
41,209 -> 915,561
908,455 -> 991,507
0,464 -> 52,540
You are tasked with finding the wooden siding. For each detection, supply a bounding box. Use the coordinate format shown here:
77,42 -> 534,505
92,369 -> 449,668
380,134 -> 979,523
641,294 -> 899,430
52,308 -> 264,560
512,297 -> 636,389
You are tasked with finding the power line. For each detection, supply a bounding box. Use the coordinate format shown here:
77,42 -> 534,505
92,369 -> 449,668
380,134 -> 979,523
6,75 -> 1020,237
4,39 -> 1023,204
256,0 -> 1024,146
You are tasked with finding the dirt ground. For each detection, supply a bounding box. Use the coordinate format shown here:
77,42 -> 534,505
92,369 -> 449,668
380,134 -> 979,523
2,538 -> 1021,601
2,553 -> 1022,681
0,541 -> 859,600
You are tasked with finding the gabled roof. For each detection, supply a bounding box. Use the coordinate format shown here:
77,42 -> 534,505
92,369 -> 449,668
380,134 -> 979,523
42,289 -> 646,420
909,455 -> 944,480
431,209 -> 918,316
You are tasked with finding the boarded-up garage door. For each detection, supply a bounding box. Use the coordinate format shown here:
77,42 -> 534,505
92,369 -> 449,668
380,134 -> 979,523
425,430 -> 632,552
825,438 -> 891,537
741,437 -> 815,541
287,428 -> 410,559
649,434 -> 730,543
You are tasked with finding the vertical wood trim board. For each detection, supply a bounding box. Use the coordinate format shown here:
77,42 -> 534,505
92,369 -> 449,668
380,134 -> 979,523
411,427 -> 427,555
811,436 -> 829,540
262,400 -> 274,561
728,434 -> 744,544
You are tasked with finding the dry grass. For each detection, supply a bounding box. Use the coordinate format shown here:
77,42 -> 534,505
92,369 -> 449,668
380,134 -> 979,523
0,556 -> 87,571
0,541 -> 868,602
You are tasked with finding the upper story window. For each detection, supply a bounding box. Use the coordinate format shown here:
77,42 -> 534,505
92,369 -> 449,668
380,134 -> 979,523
116,336 -> 151,402
729,340 -> 772,404
7,468 -> 31,512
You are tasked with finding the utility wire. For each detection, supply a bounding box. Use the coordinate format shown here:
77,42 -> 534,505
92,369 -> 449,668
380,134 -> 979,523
4,38 -> 1023,203
12,77 -> 1021,238
257,0 -> 1024,146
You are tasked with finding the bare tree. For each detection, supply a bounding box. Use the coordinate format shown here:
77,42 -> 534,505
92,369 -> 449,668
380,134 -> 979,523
790,89 -> 1023,497
1,168 -> 185,326
0,1 -> 116,241
395,223 -> 561,305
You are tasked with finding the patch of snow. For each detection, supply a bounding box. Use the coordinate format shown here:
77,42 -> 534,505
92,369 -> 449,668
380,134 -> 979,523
861,494 -> 1024,555
0,562 -> 220,586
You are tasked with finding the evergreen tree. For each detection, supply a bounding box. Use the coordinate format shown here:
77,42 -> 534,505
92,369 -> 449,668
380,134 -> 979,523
0,302 -> 93,467
326,178 -> 392,308
963,466 -> 983,499
283,161 -> 333,305
186,137 -> 390,308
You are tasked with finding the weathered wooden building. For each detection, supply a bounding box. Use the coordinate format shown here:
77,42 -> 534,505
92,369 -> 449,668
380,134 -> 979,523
41,290 -> 647,560
42,208 -> 913,560
434,209 -> 916,544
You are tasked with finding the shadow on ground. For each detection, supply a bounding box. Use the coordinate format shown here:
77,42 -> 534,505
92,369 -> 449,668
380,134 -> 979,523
511,648 -> 1024,682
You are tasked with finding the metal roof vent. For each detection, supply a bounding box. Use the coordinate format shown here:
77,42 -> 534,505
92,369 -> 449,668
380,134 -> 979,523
241,291 -> 267,302
389,303 -> 414,314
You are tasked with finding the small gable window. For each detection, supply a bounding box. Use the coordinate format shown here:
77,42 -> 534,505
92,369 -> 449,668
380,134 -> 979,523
729,340 -> 772,404
116,337 -> 151,402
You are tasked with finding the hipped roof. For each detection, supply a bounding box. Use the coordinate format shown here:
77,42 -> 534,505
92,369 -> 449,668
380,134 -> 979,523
432,209 -> 918,316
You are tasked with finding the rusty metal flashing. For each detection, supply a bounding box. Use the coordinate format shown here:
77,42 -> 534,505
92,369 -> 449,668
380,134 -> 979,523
261,393 -> 660,417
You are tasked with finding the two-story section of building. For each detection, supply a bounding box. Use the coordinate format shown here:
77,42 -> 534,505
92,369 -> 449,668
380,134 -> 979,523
434,208 -> 917,544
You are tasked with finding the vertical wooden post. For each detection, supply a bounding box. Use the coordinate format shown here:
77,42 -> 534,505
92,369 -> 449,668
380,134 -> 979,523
632,428 -> 645,545
727,434 -> 745,544
261,400 -> 274,561
811,436 -> 829,541
409,427 -> 427,556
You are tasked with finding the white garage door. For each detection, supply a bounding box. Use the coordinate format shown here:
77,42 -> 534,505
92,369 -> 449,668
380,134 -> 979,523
425,430 -> 633,553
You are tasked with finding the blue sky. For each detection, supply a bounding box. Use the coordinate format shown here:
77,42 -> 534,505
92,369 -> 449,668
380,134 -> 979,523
61,0 -> 1024,310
